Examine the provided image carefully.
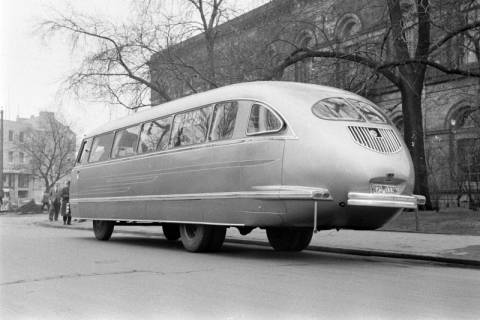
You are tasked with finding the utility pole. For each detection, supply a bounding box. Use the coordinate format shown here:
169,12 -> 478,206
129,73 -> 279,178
0,109 -> 3,204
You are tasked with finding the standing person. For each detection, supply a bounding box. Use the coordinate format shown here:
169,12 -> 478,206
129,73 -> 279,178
41,191 -> 49,211
48,184 -> 61,221
0,189 -> 4,209
60,181 -> 71,225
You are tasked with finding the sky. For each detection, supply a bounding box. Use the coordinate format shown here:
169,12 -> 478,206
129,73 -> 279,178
0,0 -> 135,137
0,0 -> 268,138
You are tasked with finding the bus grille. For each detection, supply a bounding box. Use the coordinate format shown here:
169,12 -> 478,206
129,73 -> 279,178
348,126 -> 402,153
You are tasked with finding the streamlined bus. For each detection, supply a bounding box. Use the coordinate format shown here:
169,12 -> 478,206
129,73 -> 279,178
71,81 -> 425,252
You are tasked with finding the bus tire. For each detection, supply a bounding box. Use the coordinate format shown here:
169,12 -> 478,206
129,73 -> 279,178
179,224 -> 226,252
266,227 -> 313,252
162,224 -> 180,241
206,226 -> 226,252
93,220 -> 115,241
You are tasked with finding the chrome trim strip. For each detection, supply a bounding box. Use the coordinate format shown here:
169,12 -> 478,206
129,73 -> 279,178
252,185 -> 332,200
71,186 -> 333,204
347,192 -> 420,209
72,217 -> 246,227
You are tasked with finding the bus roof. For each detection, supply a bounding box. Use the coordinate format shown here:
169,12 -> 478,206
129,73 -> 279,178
85,81 -> 363,138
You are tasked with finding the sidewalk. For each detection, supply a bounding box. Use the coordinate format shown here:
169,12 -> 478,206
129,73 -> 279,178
36,215 -> 480,267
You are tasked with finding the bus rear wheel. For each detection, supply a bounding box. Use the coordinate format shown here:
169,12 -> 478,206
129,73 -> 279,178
162,224 -> 180,241
179,224 -> 226,252
93,220 -> 115,241
266,227 -> 313,252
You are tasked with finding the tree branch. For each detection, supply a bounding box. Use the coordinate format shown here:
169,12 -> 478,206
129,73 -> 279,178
428,20 -> 480,55
268,48 -> 402,87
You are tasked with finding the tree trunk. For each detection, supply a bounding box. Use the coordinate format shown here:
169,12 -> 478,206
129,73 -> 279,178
205,33 -> 216,88
399,76 -> 433,209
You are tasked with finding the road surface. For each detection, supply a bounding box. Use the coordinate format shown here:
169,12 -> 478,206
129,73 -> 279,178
1,215 -> 479,319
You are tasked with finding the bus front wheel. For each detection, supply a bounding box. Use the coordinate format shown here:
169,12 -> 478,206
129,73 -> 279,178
179,224 -> 226,252
93,220 -> 115,241
266,227 -> 313,251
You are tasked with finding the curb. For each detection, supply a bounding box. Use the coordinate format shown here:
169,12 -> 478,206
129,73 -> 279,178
225,238 -> 480,267
38,221 -> 480,268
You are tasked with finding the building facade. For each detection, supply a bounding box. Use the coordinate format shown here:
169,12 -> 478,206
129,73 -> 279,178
150,0 -> 480,209
2,111 -> 76,207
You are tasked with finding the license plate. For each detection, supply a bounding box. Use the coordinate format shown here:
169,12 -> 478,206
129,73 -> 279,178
370,184 -> 400,194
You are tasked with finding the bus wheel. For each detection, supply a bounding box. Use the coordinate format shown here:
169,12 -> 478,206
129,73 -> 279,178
162,224 -> 180,241
179,224 -> 226,252
266,227 -> 313,252
93,220 -> 115,241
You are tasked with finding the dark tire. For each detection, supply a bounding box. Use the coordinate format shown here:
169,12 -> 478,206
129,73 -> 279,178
93,220 -> 115,241
266,227 -> 313,252
206,226 -> 227,252
162,224 -> 180,241
179,224 -> 226,252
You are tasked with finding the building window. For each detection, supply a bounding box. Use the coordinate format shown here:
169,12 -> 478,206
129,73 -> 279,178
294,31 -> 315,82
8,130 -> 14,141
18,190 -> 29,198
335,13 -> 362,41
449,106 -> 480,200
450,106 -> 480,130
19,132 -> 24,143
391,115 -> 404,135
4,174 -> 14,188
8,152 -> 13,163
463,1 -> 480,64
333,14 -> 363,88
18,174 -> 29,188
19,152 -> 24,163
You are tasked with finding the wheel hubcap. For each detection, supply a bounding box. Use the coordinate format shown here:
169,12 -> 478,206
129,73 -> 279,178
184,225 -> 197,239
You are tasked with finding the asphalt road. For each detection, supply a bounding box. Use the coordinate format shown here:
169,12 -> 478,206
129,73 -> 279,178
1,215 -> 479,320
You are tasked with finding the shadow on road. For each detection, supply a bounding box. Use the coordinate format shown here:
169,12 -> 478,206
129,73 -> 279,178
72,233 -> 413,268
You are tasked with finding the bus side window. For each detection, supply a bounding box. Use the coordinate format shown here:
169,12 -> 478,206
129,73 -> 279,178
89,132 -> 115,163
77,138 -> 92,164
170,105 -> 213,148
209,101 -> 239,141
112,124 -> 141,158
137,116 -> 172,154
247,103 -> 283,135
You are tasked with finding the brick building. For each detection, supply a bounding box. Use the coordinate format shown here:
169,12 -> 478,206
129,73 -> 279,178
2,112 -> 76,207
150,0 -> 480,209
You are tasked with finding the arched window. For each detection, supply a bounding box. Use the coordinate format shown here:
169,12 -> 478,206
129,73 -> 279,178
447,104 -> 480,203
334,14 -> 362,88
449,106 -> 480,130
335,13 -> 362,41
391,114 -> 404,135
294,30 -> 315,82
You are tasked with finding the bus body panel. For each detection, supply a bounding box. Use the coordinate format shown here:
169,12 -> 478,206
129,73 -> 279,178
71,137 -> 286,225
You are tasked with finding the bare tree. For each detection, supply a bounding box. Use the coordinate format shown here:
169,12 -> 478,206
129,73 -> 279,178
267,0 -> 480,209
16,114 -> 76,192
40,0 -> 251,109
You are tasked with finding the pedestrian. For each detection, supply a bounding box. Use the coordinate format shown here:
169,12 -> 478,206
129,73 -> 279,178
41,191 -> 49,211
60,181 -> 71,225
48,184 -> 61,221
